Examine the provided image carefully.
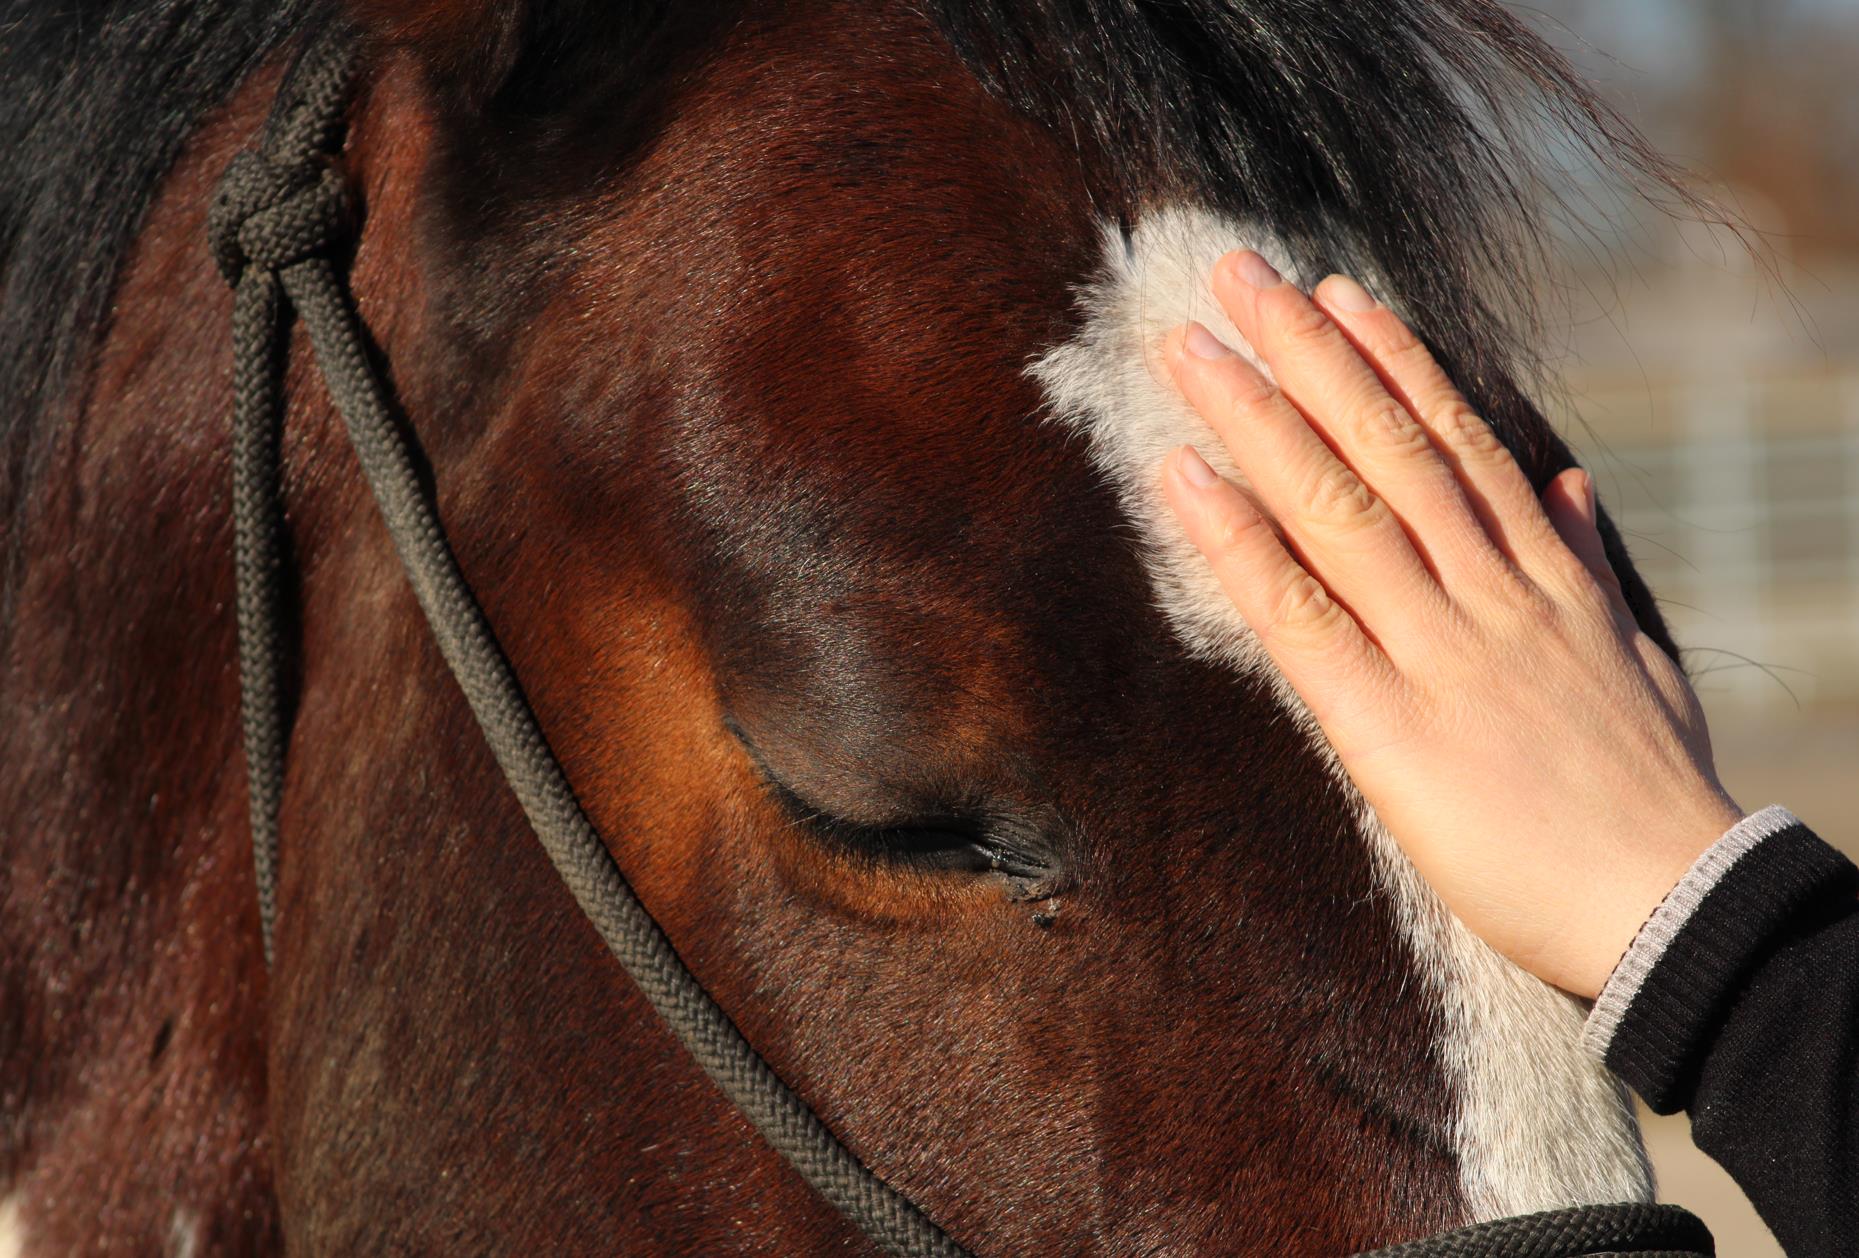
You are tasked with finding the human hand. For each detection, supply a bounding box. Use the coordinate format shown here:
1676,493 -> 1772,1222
1159,250 -> 1743,1000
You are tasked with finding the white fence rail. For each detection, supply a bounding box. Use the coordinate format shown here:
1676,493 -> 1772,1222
1561,366 -> 1859,712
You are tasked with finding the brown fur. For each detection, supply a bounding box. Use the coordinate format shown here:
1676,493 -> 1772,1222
4,3 -> 1490,1252
0,60 -> 289,1254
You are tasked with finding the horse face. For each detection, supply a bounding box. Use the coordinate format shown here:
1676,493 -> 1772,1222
297,0 -> 1653,1248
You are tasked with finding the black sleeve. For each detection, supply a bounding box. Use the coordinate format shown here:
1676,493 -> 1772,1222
1588,814 -> 1859,1258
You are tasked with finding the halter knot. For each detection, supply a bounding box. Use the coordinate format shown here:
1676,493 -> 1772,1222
208,150 -> 350,284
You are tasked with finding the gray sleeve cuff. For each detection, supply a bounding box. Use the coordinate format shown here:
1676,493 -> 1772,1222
1580,804 -> 1803,1060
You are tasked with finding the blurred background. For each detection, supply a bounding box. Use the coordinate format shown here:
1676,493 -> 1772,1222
1526,2 -> 1858,1251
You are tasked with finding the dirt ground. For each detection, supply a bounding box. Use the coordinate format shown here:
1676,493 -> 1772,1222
1635,705 -> 1857,1256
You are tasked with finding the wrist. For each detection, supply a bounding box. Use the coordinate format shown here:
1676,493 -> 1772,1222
1568,791 -> 1745,1001
1581,805 -> 1845,1096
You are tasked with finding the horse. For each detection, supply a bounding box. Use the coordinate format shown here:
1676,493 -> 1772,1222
0,0 -> 1707,1251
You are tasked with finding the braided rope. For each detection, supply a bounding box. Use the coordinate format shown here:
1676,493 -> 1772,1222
213,26 -> 1713,1258
1357,1202 -> 1714,1257
214,28 -> 968,1258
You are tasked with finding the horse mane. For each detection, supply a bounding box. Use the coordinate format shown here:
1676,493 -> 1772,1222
0,0 -> 326,532
0,0 -> 1708,582
923,0 -> 1709,441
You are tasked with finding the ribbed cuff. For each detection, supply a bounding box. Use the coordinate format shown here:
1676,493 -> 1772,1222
1581,806 -> 1857,1112
1583,805 -> 1801,1058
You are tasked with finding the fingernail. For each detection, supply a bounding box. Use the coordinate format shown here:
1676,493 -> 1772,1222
1175,445 -> 1222,489
1581,469 -> 1597,518
1232,250 -> 1282,288
1184,322 -> 1233,360
1322,273 -> 1377,313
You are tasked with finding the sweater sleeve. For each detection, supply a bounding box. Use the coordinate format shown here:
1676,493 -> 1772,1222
1580,805 -> 1859,1258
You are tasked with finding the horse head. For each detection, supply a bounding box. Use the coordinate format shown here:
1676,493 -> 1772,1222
1,0 -> 1695,1251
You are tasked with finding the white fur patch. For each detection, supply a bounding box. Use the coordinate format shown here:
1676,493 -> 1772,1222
0,1194 -> 26,1258
167,1207 -> 199,1258
1029,206 -> 1651,1219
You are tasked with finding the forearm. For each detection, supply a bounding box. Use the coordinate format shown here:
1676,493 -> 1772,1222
1583,807 -> 1859,1257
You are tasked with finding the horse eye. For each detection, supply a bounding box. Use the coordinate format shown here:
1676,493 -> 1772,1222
726,720 -> 1059,881
764,777 -> 1001,873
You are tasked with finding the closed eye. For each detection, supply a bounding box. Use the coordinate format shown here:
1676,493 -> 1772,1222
725,719 -> 1060,883
723,716 -> 1067,891
761,774 -> 1051,881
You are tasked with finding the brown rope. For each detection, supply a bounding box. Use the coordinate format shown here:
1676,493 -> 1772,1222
211,28 -> 970,1258
210,26 -> 1712,1258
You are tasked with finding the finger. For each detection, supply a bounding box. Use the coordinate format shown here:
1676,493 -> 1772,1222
1541,467 -> 1634,625
1161,444 -> 1392,709
1166,322 -> 1447,639
1217,256 -> 1563,577
1197,261 -> 1492,580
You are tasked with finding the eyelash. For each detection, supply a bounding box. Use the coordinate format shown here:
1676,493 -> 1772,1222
766,778 -> 987,867
724,719 -> 1060,882
761,776 -> 1053,880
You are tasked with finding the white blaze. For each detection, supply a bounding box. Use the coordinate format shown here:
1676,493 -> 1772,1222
0,1194 -> 24,1258
167,1207 -> 200,1258
1028,206 -> 1651,1218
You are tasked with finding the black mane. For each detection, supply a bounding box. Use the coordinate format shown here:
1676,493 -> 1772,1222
0,0 -> 323,523
925,0 -> 1704,454
0,0 -> 1704,542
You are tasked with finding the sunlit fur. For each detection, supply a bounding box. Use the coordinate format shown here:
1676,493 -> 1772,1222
3,0 -> 1696,1250
1032,207 -> 1650,1216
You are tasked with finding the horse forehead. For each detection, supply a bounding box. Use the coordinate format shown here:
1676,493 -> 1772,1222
1030,204 -> 1653,1220
1028,206 -> 1317,701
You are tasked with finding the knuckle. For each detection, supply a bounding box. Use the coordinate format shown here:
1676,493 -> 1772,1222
1352,400 -> 1431,458
1537,546 -> 1591,594
1384,330 -> 1436,371
1437,404 -> 1506,460
1510,599 -> 1564,647
1303,463 -> 1383,531
1224,371 -> 1282,414
1547,546 -> 1627,616
1270,571 -> 1339,632
1210,503 -> 1270,557
1519,585 -> 1562,628
1489,570 -> 1562,632
1265,291 -> 1337,349
1546,542 -> 1605,594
